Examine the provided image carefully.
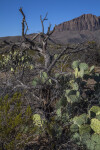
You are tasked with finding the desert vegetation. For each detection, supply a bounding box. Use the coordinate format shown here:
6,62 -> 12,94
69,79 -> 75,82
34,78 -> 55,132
0,8 -> 100,150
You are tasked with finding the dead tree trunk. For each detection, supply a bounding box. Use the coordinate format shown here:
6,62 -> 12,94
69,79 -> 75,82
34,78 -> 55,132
19,8 -> 56,73
19,8 -> 28,39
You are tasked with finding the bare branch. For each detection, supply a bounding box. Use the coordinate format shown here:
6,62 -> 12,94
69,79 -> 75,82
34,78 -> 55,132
47,23 -> 51,35
43,12 -> 48,21
25,20 -> 29,35
47,44 -> 92,74
19,8 -> 25,37
19,7 -> 28,37
19,7 -> 25,19
32,33 -> 41,41
40,12 -> 48,34
32,46 -> 43,55
48,24 -> 56,36
47,47 -> 68,74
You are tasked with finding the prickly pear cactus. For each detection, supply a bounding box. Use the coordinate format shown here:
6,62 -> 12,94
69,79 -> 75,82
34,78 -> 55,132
70,106 -> 100,150
72,60 -> 80,69
75,68 -> 79,78
89,65 -> 95,73
89,106 -> 100,117
73,113 -> 88,127
90,118 -> 100,134
33,114 -> 43,127
70,124 -> 79,133
72,60 -> 94,78
65,89 -> 80,104
79,124 -> 91,135
32,71 -> 51,87
56,108 -> 62,118
32,77 -> 39,87
96,114 -> 100,121
70,80 -> 79,90
79,63 -> 89,71
82,133 -> 100,150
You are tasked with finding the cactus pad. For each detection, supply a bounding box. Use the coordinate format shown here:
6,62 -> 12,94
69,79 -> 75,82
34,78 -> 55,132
90,118 -> 100,134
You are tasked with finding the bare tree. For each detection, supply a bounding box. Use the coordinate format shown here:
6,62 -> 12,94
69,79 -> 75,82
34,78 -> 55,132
19,8 -> 57,72
0,8 -> 94,113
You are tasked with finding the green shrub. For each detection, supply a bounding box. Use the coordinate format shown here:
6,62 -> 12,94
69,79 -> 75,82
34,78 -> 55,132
0,92 -> 33,150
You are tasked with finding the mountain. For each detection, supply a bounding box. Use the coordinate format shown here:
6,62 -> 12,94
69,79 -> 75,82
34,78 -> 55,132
52,14 -> 100,44
1,14 -> 100,45
54,14 -> 100,31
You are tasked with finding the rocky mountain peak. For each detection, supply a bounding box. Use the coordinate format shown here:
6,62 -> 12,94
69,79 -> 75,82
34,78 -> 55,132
55,14 -> 100,32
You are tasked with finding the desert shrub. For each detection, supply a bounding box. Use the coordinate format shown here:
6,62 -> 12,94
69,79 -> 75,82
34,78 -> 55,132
37,55 -> 45,64
0,92 -> 34,150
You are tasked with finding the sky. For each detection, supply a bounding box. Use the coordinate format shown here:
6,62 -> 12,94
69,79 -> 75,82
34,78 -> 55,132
0,0 -> 100,37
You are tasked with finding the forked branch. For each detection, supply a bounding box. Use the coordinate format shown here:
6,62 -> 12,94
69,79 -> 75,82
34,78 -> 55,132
40,12 -> 48,34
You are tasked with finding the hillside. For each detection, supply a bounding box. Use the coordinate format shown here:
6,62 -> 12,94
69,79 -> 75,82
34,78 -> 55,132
52,14 -> 100,44
0,12 -> 100,150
